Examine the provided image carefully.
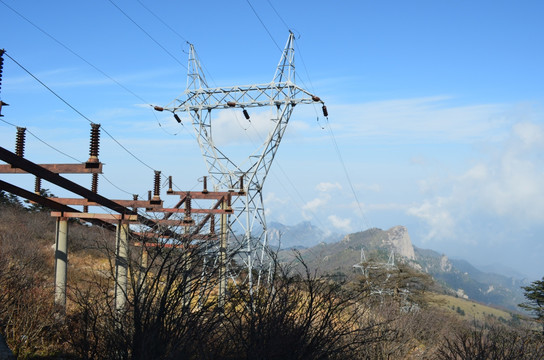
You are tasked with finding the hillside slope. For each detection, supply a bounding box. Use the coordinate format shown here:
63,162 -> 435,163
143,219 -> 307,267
280,225 -> 528,311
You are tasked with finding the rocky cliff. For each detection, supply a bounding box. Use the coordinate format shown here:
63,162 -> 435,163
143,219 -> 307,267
384,225 -> 416,260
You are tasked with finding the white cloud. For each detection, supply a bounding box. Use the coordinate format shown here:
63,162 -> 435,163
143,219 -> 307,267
330,96 -> 510,144
407,121 -> 544,243
328,215 -> 352,232
301,193 -> 331,221
302,196 -> 329,212
211,109 -> 276,146
407,197 -> 456,241
356,183 -> 382,193
315,182 -> 342,192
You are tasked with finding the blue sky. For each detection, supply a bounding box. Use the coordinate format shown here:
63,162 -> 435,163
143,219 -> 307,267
1,0 -> 543,280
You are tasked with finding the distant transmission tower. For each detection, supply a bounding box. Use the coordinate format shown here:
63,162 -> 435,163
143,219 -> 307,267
155,33 -> 325,288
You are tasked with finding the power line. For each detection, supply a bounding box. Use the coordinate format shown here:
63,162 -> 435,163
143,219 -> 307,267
245,0 -> 282,53
2,0 -> 182,142
1,118 -> 82,162
101,174 -> 136,196
266,0 -> 290,31
5,52 -> 157,172
106,0 -> 187,70
136,0 -> 188,43
228,110 -> 328,230
0,0 -> 151,105
4,52 -> 95,124
324,117 -> 371,231
253,2 -> 366,233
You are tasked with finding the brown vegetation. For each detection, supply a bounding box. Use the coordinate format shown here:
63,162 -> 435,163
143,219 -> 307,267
0,199 -> 542,359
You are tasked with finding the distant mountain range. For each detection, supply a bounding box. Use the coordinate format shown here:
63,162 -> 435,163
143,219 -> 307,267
267,221 -> 343,249
271,222 -> 529,312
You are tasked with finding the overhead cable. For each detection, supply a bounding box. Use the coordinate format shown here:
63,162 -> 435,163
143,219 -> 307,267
325,117 -> 371,231
106,0 -> 187,70
245,0 -> 282,53
4,52 -> 157,172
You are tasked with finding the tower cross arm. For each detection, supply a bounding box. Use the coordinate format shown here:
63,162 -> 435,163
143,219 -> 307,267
162,82 -> 322,113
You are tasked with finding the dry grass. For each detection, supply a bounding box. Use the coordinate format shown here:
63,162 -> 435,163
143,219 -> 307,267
430,293 -> 513,322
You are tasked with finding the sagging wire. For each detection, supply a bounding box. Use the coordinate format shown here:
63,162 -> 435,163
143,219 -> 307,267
2,0 -> 184,140
323,115 -> 372,231
5,52 -> 157,172
106,0 -> 187,70
1,117 -> 83,163
245,0 -> 282,53
135,0 -> 188,43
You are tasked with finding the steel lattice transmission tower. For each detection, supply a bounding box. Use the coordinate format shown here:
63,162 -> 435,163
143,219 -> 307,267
155,33 -> 324,287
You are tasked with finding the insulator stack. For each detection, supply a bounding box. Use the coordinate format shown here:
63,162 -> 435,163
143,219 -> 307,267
227,193 -> 232,211
83,172 -> 99,213
312,95 -> 321,102
242,109 -> 250,120
184,193 -> 192,223
322,105 -> 328,117
15,127 -> 26,157
148,191 -> 152,201
150,171 -> 161,204
239,175 -> 244,193
202,176 -> 208,194
91,173 -> 99,193
153,171 -> 160,196
0,49 -> 4,94
167,176 -> 173,194
174,113 -> 181,123
210,215 -> 215,235
34,177 -> 42,195
88,123 -> 100,162
132,194 -> 139,211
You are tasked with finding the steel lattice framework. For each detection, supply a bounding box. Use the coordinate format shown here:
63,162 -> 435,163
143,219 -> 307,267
156,33 -> 323,287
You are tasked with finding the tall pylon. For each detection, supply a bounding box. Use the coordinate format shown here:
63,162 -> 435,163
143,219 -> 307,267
156,33 -> 325,289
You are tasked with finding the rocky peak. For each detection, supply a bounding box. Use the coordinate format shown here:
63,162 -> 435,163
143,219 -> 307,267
384,226 -> 416,260
440,254 -> 452,272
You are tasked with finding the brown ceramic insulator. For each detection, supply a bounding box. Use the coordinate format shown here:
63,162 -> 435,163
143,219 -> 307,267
210,215 -> 215,234
91,173 -> 99,193
202,176 -> 208,193
15,127 -> 26,157
89,123 -> 101,159
153,171 -> 161,198
34,177 -> 42,194
322,105 -> 328,117
185,194 -> 192,217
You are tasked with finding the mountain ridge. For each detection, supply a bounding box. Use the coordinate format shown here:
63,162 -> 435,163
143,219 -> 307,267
272,222 -> 529,311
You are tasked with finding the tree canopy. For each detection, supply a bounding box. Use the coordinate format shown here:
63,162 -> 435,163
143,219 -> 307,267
519,277 -> 544,332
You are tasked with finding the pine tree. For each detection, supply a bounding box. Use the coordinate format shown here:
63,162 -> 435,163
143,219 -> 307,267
519,277 -> 544,333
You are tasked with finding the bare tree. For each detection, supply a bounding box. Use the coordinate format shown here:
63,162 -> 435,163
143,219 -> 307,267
0,205 -> 59,358
65,221 -> 227,360
437,321 -> 544,360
